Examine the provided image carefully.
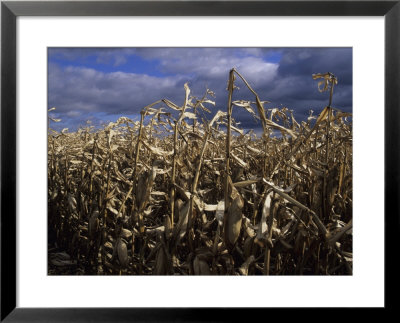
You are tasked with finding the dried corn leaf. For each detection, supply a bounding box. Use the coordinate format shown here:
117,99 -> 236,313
224,178 -> 244,248
141,140 -> 173,157
215,200 -> 225,227
233,179 -> 260,188
182,112 -> 197,120
255,192 -> 273,247
154,245 -> 167,275
117,239 -> 128,268
162,99 -> 182,111
173,200 -> 190,241
231,153 -> 248,168
193,256 -> 211,275
265,118 -> 297,139
238,255 -> 255,275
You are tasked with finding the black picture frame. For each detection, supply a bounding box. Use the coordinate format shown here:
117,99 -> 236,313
1,0 -> 398,321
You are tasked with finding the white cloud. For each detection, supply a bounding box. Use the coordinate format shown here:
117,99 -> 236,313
49,65 -> 185,114
66,110 -> 82,117
147,48 -> 279,85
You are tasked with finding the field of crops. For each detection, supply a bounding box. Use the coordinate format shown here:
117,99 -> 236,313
48,69 -> 352,275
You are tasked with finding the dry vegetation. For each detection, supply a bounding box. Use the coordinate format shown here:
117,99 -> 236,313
48,69 -> 352,275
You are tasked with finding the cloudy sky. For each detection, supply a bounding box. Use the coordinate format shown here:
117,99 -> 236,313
48,47 -> 352,132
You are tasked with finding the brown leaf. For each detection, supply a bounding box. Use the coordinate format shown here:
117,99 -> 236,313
117,239 -> 128,268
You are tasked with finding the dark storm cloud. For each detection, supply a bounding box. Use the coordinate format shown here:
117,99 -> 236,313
241,47 -> 353,125
48,48 -> 352,132
278,48 -> 352,84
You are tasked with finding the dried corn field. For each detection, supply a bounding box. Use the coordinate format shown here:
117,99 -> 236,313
48,69 -> 352,275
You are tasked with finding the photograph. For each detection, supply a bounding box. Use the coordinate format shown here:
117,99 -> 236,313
47,47 -> 353,276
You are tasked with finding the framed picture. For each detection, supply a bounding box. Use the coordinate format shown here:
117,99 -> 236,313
1,0 -> 397,320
